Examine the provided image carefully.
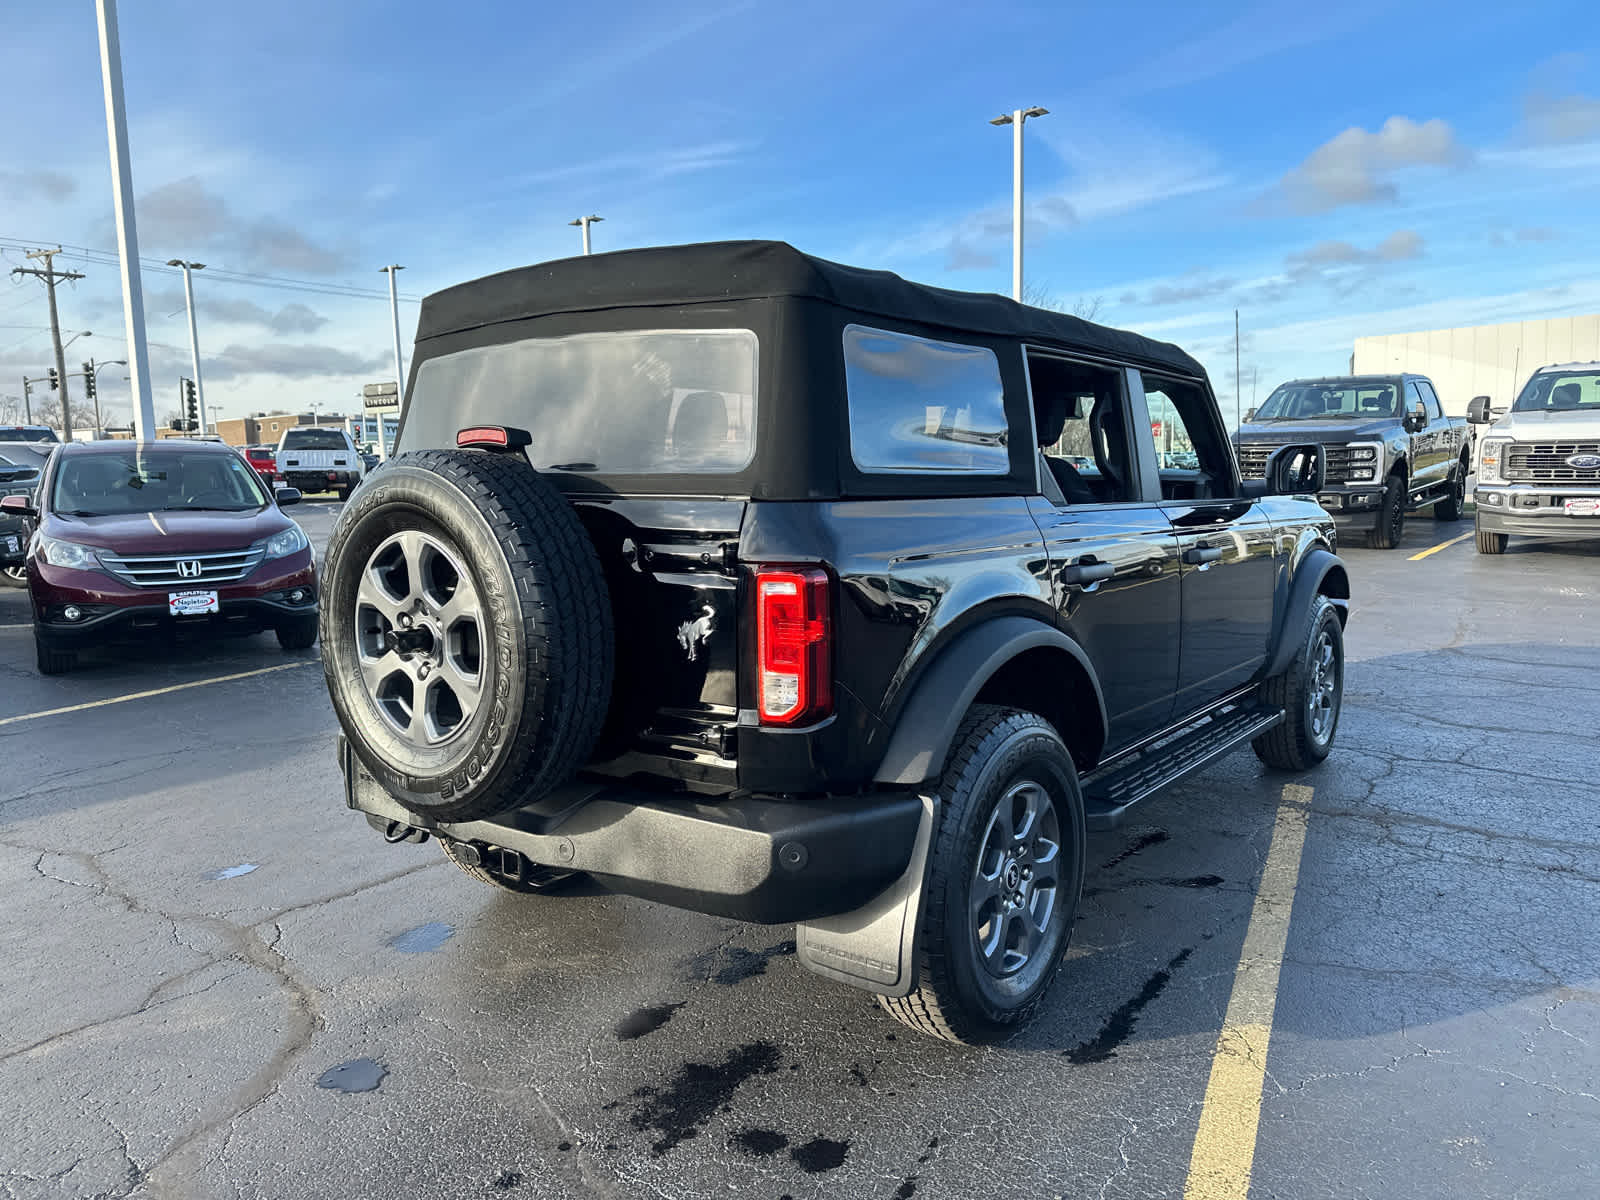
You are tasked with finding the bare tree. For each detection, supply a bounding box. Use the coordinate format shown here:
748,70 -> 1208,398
32,398 -> 95,432
0,395 -> 21,423
1021,282 -> 1103,322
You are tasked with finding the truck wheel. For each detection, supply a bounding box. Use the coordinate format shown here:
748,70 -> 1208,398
439,837 -> 579,894
276,615 -> 319,651
1253,596 -> 1343,771
35,635 -> 76,676
1432,459 -> 1467,521
879,705 -> 1086,1044
320,449 -> 614,822
1366,475 -> 1406,549
1475,525 -> 1509,555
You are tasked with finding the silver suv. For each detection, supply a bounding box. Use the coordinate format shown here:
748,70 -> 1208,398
1468,362 -> 1600,554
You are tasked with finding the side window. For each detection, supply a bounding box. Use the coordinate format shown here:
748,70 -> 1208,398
1416,380 -> 1443,420
1143,376 -> 1237,501
843,326 -> 1009,474
1026,352 -> 1138,504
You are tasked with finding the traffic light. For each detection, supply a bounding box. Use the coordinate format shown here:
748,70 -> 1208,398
184,378 -> 198,431
47,367 -> 58,391
82,362 -> 96,402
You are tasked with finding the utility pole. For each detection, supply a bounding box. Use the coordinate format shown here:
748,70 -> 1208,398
990,106 -> 1048,301
11,249 -> 86,442
21,376 -> 37,424
96,0 -> 155,440
379,264 -> 405,460
167,260 -> 207,435
568,215 -> 603,255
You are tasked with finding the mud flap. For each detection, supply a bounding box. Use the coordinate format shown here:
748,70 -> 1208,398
794,794 -> 938,998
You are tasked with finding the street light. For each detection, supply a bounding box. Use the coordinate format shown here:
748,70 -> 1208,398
166,259 -> 208,437
64,330 -> 93,350
989,106 -> 1049,302
568,215 -> 604,256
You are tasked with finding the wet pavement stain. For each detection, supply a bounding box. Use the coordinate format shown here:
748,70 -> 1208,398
730,1127 -> 789,1157
627,1041 -> 782,1154
1099,830 -> 1169,871
204,863 -> 258,880
1084,873 -> 1225,898
790,1137 -> 850,1174
315,1058 -> 388,1093
615,1001 -> 686,1041
893,1177 -> 918,1199
388,921 -> 455,953
1064,947 -> 1193,1064
489,1169 -> 522,1190
685,939 -> 797,986
916,1136 -> 939,1163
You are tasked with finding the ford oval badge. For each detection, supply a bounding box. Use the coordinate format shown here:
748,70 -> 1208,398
1567,453 -> 1600,470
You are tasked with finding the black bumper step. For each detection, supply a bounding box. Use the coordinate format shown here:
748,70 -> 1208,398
1081,702 -> 1284,830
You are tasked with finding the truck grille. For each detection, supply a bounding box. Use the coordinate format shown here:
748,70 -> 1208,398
1237,442 -> 1368,484
98,546 -> 266,588
1504,442 -> 1600,484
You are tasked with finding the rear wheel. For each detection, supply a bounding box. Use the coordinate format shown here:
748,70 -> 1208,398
1,564 -> 26,589
878,705 -> 1086,1044
1475,525 -> 1509,554
1366,475 -> 1407,549
438,837 -> 579,894
1253,596 -> 1343,770
1433,458 -> 1468,521
35,635 -> 76,676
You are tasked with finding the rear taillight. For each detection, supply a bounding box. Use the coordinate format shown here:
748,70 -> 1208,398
755,567 -> 832,727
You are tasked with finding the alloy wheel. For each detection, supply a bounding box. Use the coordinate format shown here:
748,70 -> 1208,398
1307,627 -> 1340,743
970,779 -> 1062,978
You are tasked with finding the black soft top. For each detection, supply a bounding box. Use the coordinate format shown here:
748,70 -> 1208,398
416,240 -> 1205,378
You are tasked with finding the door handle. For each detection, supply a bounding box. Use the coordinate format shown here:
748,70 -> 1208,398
1061,557 -> 1117,586
1183,544 -> 1224,565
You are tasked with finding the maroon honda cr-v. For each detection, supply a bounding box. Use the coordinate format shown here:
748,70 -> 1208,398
0,439 -> 318,675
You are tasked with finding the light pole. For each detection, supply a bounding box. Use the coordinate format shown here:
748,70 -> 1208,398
166,259 -> 208,437
568,215 -> 604,255
989,106 -> 1048,302
86,357 -> 127,436
379,264 -> 405,460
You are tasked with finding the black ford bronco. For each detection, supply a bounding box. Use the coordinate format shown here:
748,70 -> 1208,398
323,242 -> 1349,1043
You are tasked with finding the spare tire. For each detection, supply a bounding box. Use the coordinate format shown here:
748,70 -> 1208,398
320,449 -> 613,821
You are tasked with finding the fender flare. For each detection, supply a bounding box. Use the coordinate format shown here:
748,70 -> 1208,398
872,616 -> 1107,786
1263,547 -> 1349,679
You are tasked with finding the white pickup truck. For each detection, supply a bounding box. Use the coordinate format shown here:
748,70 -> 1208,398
275,427 -> 365,501
1469,361 -> 1600,553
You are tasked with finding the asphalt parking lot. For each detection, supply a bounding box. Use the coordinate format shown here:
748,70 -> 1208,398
1,505 -> 1596,1200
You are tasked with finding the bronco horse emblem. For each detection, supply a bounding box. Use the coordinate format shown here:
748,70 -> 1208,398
676,604 -> 715,662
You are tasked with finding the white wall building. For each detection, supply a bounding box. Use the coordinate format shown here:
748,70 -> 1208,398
1353,313 -> 1600,414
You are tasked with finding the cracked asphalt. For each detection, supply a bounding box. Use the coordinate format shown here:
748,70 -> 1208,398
1,505 -> 1596,1200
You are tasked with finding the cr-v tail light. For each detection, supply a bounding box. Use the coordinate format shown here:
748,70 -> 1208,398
755,567 -> 832,726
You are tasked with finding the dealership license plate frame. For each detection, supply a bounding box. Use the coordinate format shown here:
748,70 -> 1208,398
1564,497 -> 1600,517
168,589 -> 220,616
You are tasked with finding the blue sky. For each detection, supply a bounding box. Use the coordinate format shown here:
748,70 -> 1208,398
2,0 -> 1598,426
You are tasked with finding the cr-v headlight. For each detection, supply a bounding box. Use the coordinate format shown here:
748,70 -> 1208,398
257,524 -> 309,559
36,535 -> 103,571
1478,438 -> 1511,485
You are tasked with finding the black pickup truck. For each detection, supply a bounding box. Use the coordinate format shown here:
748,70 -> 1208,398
1234,374 -> 1472,548
321,241 -> 1350,1043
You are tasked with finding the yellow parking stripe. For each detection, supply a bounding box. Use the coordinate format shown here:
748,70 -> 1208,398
0,661 -> 317,727
1408,531 -> 1474,561
1183,784 -> 1312,1200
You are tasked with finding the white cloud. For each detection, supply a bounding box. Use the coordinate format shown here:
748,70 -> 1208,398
1274,117 -> 1468,213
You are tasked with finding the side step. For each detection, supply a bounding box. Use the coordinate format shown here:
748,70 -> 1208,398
1080,702 -> 1284,830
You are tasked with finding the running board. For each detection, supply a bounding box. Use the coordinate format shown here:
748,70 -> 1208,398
1080,704 -> 1284,830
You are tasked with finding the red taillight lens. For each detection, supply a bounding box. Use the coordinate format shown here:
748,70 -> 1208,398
755,567 -> 832,726
457,426 -> 510,447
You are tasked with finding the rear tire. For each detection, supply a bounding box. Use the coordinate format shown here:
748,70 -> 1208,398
1253,596 -> 1343,771
878,705 -> 1086,1044
35,636 -> 76,676
1433,459 -> 1467,521
439,837 -> 579,894
276,615 -> 319,651
1,564 -> 26,589
1475,526 -> 1509,554
1366,475 -> 1407,549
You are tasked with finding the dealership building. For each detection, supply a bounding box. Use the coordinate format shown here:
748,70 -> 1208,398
1353,313 -> 1600,414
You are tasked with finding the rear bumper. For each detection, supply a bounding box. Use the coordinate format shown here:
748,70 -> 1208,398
340,737 -> 922,924
282,469 -> 359,491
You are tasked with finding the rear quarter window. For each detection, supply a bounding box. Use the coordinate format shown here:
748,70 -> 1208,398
843,326 -> 1009,474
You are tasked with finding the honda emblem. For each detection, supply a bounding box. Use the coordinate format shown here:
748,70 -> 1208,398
176,560 -> 203,579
